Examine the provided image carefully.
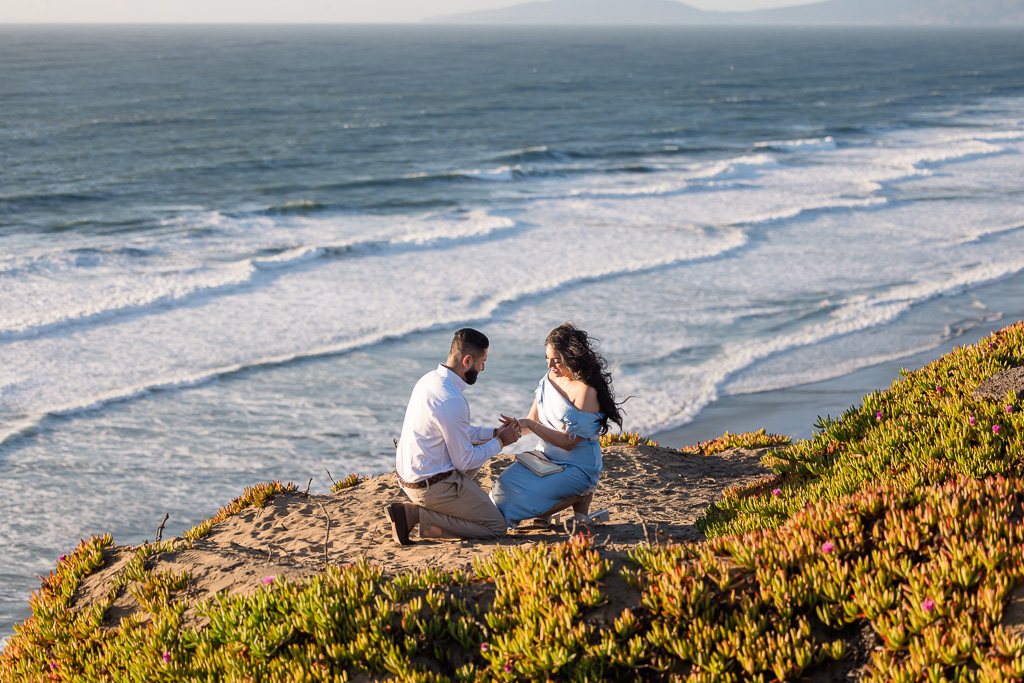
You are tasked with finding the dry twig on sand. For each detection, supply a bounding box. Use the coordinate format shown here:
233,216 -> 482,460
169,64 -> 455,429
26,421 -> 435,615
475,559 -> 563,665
316,501 -> 331,567
155,513 -> 169,543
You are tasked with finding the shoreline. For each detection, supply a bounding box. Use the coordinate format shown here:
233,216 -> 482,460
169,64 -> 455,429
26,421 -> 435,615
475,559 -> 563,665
654,318 -> 1016,447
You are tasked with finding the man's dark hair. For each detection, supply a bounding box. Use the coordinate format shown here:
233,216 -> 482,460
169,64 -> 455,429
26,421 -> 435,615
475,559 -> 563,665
450,328 -> 489,360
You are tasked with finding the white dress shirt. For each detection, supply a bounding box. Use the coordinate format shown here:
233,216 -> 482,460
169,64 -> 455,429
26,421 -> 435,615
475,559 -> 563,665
396,364 -> 501,483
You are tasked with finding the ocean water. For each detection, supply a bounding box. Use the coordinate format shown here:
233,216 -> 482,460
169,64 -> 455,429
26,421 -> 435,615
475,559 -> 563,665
2,25 -> 1024,640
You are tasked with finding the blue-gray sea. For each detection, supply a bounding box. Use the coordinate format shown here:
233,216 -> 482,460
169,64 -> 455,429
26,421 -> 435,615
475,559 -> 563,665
2,25 -> 1024,642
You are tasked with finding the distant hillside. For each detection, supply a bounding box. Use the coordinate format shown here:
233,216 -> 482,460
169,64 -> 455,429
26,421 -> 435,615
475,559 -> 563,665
429,0 -> 714,24
745,0 -> 1024,24
428,0 -> 1024,25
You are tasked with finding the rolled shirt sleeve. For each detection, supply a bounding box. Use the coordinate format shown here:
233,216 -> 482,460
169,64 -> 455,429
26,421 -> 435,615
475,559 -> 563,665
469,424 -> 496,445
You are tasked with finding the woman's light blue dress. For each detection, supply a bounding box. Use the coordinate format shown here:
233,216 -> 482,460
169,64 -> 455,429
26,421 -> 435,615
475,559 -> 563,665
490,374 -> 604,524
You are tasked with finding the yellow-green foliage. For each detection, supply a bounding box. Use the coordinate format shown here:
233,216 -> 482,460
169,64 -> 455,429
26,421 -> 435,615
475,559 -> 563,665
0,535 -> 113,674
6,477 -> 1023,682
0,481 -> 294,683
331,473 -> 373,493
702,323 -> 1024,539
679,428 -> 792,457
183,480 -> 296,541
4,325 -> 1024,682
472,535 -> 613,680
600,431 -> 660,448
672,476 -> 1024,681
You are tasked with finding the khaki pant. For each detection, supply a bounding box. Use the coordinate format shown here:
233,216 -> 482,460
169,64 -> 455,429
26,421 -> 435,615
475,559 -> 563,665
401,468 -> 507,539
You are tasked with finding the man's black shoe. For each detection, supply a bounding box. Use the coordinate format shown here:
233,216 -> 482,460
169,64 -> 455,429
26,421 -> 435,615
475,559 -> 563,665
383,503 -> 413,545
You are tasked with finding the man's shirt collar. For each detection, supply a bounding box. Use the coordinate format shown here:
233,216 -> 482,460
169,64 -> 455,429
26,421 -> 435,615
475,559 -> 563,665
436,363 -> 467,393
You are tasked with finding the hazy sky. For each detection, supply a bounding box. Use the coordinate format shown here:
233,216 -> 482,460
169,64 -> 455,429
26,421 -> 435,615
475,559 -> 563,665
2,0 -> 816,24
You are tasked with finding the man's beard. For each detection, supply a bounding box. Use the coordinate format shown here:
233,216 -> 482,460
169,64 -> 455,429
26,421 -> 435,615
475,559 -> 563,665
465,368 -> 479,385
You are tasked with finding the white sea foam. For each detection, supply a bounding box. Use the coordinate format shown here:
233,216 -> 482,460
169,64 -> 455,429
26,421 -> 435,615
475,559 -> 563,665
620,256 -> 1024,434
0,217 -> 748,445
390,213 -> 516,244
754,136 -> 836,150
954,221 -> 1024,245
0,259 -> 257,337
0,210 -> 517,339
461,165 -> 522,181
612,206 -> 1024,434
727,343 -> 945,397
550,124 -> 1024,434
878,139 -> 1003,174
3,107 -> 1024,449
553,125 -> 1016,212
252,245 -> 326,269
694,153 -> 781,180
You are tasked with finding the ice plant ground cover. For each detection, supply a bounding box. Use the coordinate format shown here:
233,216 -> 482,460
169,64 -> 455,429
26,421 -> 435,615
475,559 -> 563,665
3,324 -> 1024,681
701,321 -> 1024,539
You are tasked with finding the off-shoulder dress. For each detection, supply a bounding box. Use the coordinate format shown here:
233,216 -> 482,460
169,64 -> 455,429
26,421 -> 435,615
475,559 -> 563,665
489,374 -> 604,524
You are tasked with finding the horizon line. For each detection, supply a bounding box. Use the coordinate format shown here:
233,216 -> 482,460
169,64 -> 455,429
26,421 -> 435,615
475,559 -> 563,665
2,20 -> 1019,27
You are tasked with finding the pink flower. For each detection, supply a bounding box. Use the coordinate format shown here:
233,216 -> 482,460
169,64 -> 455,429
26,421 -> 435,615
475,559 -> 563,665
921,598 -> 936,613
993,425 -> 1001,434
989,342 -> 995,349
262,576 -> 275,585
58,555 -> 67,563
480,643 -> 489,652
821,541 -> 835,554
49,662 -> 58,670
503,663 -> 512,672
772,489 -> 781,497
1006,405 -> 1014,414
969,416 -> 976,426
162,652 -> 171,664
876,411 -> 883,420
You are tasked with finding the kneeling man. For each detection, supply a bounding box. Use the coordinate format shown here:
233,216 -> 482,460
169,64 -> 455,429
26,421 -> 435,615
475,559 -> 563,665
384,328 -> 520,544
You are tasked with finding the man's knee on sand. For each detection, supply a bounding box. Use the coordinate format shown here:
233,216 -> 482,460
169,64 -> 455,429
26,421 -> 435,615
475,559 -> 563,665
466,489 -> 509,538
459,520 -> 507,540
433,520 -> 506,540
413,499 -> 509,540
481,512 -> 509,538
438,507 -> 505,540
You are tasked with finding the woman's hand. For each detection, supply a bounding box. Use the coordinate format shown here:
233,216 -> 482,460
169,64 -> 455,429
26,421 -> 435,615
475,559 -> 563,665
499,414 -> 524,437
501,414 -> 535,436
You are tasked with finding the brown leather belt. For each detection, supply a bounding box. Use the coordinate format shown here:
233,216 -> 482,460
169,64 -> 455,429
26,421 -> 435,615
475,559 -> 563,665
399,470 -> 453,489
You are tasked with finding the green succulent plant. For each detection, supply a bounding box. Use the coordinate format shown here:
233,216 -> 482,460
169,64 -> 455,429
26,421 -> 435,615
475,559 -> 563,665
4,325 -> 1024,682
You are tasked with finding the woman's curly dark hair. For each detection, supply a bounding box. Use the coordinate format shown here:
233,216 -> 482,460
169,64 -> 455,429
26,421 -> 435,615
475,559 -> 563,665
546,322 -> 624,435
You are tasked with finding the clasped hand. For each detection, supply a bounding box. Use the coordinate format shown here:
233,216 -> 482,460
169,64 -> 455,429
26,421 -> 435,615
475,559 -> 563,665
495,413 -> 523,447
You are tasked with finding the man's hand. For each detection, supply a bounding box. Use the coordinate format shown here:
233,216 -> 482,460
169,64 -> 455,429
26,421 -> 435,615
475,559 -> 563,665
495,421 -> 521,448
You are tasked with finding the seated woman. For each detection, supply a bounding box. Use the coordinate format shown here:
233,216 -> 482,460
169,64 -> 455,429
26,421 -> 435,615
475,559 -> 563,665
490,322 -> 623,527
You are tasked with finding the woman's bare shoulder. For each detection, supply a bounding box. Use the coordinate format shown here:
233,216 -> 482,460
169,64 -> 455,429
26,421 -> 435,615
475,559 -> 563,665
574,384 -> 600,413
